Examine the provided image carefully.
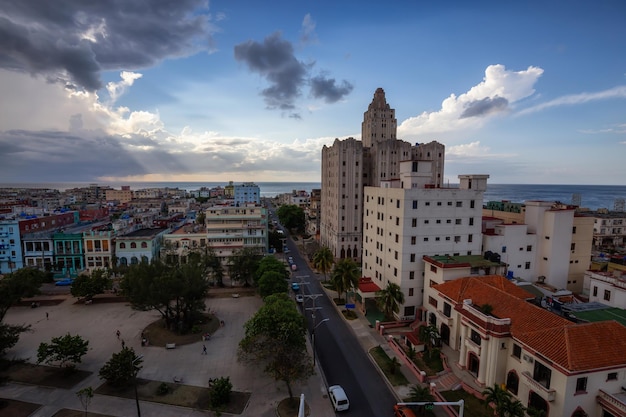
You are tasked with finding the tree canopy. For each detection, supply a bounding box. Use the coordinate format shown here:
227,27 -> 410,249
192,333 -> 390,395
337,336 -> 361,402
331,258 -> 360,303
376,282 -> 405,320
99,347 -> 143,387
120,260 -> 209,333
312,247 -> 334,282
276,204 -> 305,233
70,269 -> 112,301
238,293 -> 312,399
228,247 -> 262,286
37,333 -> 89,369
255,256 -> 288,285
258,271 -> 288,298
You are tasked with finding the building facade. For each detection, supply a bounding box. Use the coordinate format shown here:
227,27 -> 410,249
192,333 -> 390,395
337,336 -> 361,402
360,166 -> 488,320
320,88 -> 444,261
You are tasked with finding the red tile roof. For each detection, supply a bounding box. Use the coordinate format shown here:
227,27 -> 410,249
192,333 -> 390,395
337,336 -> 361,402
434,275 -> 626,372
358,277 -> 381,293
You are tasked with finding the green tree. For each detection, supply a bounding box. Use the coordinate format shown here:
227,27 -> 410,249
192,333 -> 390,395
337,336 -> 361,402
228,247 -> 262,286
70,269 -> 112,301
76,386 -> 94,417
255,256 -> 289,286
0,323 -> 29,358
37,333 -> 89,369
376,282 -> 405,320
121,260 -> 209,333
388,356 -> 401,374
210,376 -> 233,408
196,210 -> 206,225
312,246 -> 334,282
238,293 -> 313,400
331,258 -> 360,304
205,246 -> 225,287
407,384 -> 435,416
418,325 -> 441,359
0,268 -> 45,321
482,384 -> 512,417
99,347 -> 143,387
258,271 -> 288,298
276,204 -> 305,232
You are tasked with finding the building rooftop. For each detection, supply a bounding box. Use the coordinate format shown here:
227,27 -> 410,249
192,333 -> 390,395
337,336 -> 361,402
424,254 -> 500,269
435,276 -> 626,372
120,228 -> 167,238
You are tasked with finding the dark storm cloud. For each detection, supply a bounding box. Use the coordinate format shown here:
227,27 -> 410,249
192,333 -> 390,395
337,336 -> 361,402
0,0 -> 213,91
234,32 -> 353,115
310,75 -> 354,103
460,96 -> 509,118
0,129 -> 190,182
234,33 -> 308,111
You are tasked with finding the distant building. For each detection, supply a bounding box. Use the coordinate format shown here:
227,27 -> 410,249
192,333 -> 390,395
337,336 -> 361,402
105,187 -> 133,204
583,269 -> 626,308
116,228 -> 168,266
321,88 -> 444,261
234,182 -> 260,206
0,218 -> 21,274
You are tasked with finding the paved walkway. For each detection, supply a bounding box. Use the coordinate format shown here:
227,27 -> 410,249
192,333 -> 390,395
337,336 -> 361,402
1,292 -> 335,417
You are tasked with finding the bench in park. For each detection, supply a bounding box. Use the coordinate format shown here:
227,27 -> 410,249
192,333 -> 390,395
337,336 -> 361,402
165,343 -> 176,349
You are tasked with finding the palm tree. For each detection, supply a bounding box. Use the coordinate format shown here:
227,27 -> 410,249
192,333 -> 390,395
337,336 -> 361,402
407,384 -> 435,416
312,246 -> 334,282
482,383 -> 511,417
376,282 -> 405,320
503,397 -> 526,417
418,324 -> 440,359
331,258 -> 360,304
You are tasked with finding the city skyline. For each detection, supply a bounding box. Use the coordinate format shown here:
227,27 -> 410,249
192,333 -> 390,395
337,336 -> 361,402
1,0 -> 625,185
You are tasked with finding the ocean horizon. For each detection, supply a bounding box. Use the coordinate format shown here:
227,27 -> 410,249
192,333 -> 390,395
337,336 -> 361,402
1,182 -> 625,211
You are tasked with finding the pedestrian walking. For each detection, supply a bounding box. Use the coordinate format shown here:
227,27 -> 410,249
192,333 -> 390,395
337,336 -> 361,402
121,339 -> 125,349
46,312 -> 49,320
116,329 -> 120,339
202,345 -> 207,355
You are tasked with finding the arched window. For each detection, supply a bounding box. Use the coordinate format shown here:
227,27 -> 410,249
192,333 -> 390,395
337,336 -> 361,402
528,391 -> 549,417
571,408 -> 588,417
141,242 -> 148,248
506,371 -> 519,395
119,242 -> 126,249
141,256 -> 149,264
130,256 -> 139,265
130,242 -> 137,249
340,247 -> 346,259
119,257 -> 128,266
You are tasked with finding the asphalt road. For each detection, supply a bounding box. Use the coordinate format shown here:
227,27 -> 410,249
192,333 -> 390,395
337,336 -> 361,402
285,234 -> 397,416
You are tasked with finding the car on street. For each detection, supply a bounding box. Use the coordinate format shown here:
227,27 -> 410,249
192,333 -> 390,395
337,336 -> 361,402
55,278 -> 74,286
291,282 -> 300,292
295,294 -> 304,303
328,385 -> 350,411
394,404 -> 417,417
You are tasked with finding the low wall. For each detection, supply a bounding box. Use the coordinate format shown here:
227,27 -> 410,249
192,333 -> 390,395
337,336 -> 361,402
387,336 -> 427,383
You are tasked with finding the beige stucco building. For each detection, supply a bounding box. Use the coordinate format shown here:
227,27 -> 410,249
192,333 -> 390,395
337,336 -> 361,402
320,88 -> 444,261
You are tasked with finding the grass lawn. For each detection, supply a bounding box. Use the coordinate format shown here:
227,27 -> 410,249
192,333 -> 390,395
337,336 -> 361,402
0,362 -> 92,389
0,399 -> 41,417
439,389 -> 490,417
96,379 -> 251,414
369,346 -> 409,386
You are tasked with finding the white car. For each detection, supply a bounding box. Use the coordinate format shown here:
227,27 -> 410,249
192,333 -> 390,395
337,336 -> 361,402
295,294 -> 304,303
328,385 -> 349,411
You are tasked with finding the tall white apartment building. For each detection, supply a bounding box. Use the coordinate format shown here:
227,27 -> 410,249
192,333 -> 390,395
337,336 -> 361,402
482,201 -> 594,294
321,88 -> 444,261
233,182 -> 260,206
361,162 -> 488,319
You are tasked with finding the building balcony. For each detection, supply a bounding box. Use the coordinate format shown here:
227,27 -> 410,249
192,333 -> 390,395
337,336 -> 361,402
597,389 -> 626,417
521,371 -> 556,401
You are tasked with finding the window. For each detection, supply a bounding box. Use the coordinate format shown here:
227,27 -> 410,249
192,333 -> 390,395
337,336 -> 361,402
571,243 -> 576,251
410,254 -> 416,262
141,242 -> 148,248
396,200 -> 400,209
454,236 -> 460,243
428,296 -> 438,308
469,218 -> 474,226
394,268 -> 397,276
456,201 -> 462,207
409,288 -> 414,296
604,290 -> 611,301
430,265 -> 437,273
525,262 -> 531,270
443,303 -> 451,317
411,218 -> 417,227
526,245 -> 532,251
455,219 -> 462,225
436,219 -> 441,224
572,226 -> 577,234
396,217 -> 399,226
468,234 -> 473,243
592,286 -> 598,296
608,372 -> 618,381
513,344 -> 522,359
437,202 -> 442,206
119,242 -> 126,249
424,237 -> 429,242
424,220 -> 429,224
575,377 -> 587,393
411,236 -> 416,245
470,330 -> 481,346
409,271 -> 415,280
394,251 -> 398,260
425,202 -> 430,206
470,200 -> 475,208
533,361 -> 552,389
506,371 -> 519,395
412,200 -> 418,209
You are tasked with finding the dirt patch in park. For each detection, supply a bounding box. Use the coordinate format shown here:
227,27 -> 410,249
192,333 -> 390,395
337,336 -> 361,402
0,362 -> 92,390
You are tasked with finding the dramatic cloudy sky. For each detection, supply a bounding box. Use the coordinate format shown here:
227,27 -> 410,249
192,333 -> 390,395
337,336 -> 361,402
1,0 -> 625,185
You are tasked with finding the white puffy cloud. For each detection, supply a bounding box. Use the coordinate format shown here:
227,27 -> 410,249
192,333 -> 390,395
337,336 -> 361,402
398,64 -> 543,138
106,71 -> 143,103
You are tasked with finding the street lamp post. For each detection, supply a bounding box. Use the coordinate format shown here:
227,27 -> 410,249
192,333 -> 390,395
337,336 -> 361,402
132,355 -> 144,417
311,315 -> 329,367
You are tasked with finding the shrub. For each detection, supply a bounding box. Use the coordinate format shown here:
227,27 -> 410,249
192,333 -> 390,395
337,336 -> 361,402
210,376 -> 233,407
156,382 -> 170,396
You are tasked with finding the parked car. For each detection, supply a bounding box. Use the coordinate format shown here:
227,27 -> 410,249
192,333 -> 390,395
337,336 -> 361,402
291,282 -> 300,292
394,405 -> 417,417
55,278 -> 74,286
295,294 -> 304,303
328,385 -> 349,411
